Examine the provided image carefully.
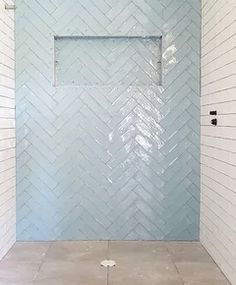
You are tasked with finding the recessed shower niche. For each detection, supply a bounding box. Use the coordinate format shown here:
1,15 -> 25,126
54,36 -> 162,86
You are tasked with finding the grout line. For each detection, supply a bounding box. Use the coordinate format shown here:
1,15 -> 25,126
33,241 -> 54,282
107,240 -> 110,285
107,240 -> 110,259
107,266 -> 110,285
165,244 -> 185,285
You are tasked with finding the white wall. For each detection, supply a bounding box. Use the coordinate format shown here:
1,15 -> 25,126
0,0 -> 16,259
201,0 -> 236,284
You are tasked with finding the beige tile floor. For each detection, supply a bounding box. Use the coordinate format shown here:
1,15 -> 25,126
0,241 -> 231,285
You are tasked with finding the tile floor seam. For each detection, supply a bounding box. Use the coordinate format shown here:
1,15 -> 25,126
107,240 -> 110,285
33,242 -> 53,282
107,240 -> 110,259
107,267 -> 110,285
165,243 -> 185,285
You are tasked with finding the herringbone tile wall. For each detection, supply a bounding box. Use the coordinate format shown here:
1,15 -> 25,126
16,0 -> 201,240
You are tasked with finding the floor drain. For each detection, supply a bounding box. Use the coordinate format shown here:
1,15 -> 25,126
100,260 -> 116,267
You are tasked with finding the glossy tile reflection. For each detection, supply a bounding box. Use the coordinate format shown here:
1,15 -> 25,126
16,0 -> 200,241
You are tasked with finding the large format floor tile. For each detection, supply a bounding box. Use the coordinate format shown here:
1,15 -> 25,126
0,241 -> 231,285
176,262 -> 231,285
166,242 -> 214,263
2,242 -> 51,264
35,241 -> 107,285
0,261 -> 40,283
44,241 -> 108,263
165,242 -> 231,285
108,241 -> 183,285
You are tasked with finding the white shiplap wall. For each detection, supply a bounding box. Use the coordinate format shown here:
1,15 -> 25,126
201,0 -> 236,284
0,0 -> 16,259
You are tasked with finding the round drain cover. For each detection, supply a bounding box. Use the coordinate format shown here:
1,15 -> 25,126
100,260 -> 116,267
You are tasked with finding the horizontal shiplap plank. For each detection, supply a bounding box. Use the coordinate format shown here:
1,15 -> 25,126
201,164 -> 236,195
202,21 -> 236,57
0,138 -> 15,151
201,126 -> 236,140
0,96 -> 15,108
0,64 -> 14,79
201,174 -> 236,205
0,74 -> 15,89
0,86 -> 14,98
201,192 -> 236,241
0,157 -> 15,174
201,100 -> 236,115
201,205 -> 236,258
0,177 -> 16,195
201,144 -> 236,165
0,189 -> 15,209
202,47 -> 236,77
202,61 -> 236,86
0,118 -> 15,129
0,149 -> 16,163
201,224 -> 236,280
201,154 -> 236,180
202,74 -> 236,95
201,87 -> 236,103
202,42 -> 236,69
0,129 -> 15,140
0,107 -> 15,119
0,2 -> 15,260
201,115 -> 236,127
202,0 -> 225,26
202,7 -> 235,45
201,135 -> 236,153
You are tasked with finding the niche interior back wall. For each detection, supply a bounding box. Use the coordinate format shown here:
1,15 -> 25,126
16,0 -> 200,240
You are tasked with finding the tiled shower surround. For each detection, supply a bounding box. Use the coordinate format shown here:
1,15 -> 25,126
16,0 -> 200,240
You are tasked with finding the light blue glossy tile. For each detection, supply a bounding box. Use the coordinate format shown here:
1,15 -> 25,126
16,0 -> 200,241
